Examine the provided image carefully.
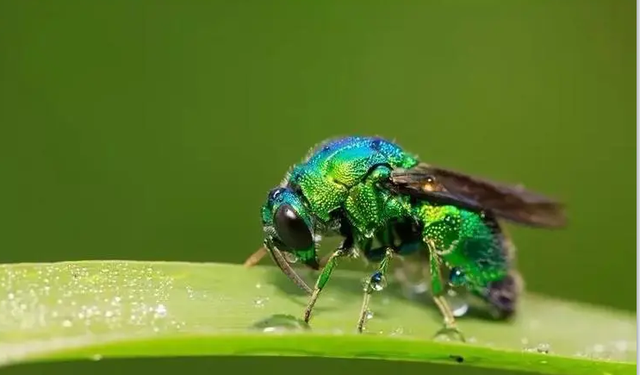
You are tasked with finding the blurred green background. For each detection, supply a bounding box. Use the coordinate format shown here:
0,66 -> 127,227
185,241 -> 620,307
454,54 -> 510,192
0,0 -> 635,374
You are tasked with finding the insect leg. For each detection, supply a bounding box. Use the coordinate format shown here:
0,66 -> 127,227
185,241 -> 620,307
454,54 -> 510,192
303,249 -> 345,323
417,205 -> 467,341
356,248 -> 393,333
427,247 -> 465,342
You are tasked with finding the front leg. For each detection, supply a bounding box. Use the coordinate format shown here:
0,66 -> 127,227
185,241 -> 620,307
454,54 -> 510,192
304,249 -> 346,323
356,248 -> 394,333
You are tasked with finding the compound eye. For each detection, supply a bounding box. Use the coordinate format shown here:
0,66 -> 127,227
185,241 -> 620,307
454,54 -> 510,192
274,204 -> 313,250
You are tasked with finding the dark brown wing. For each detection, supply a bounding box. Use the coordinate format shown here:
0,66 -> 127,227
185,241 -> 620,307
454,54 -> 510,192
388,163 -> 567,228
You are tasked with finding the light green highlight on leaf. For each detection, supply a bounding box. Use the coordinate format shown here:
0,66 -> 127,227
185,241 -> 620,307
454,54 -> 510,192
0,261 -> 635,375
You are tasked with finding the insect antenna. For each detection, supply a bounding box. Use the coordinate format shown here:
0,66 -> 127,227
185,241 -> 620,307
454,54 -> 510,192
266,242 -> 314,295
243,246 -> 268,267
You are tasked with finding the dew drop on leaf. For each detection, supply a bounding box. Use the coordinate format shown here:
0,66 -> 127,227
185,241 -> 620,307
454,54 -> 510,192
250,314 -> 310,333
154,304 -> 167,318
254,297 -> 268,307
536,343 -> 550,354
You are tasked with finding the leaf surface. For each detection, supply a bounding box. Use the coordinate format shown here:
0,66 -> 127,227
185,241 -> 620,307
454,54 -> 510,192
0,261 -> 635,375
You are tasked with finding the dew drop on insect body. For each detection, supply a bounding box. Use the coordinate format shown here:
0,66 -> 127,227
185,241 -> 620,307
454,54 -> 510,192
370,271 -> 387,292
400,280 -> 429,301
451,302 -> 468,317
365,310 -> 374,320
283,252 -> 298,264
446,290 -> 469,317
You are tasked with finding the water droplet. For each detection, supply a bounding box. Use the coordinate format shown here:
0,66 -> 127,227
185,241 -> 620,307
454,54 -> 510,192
368,271 -> 387,292
250,314 -> 310,333
445,290 -> 469,317
365,310 -> 374,320
448,268 -> 465,287
254,297 -> 268,307
154,304 -> 167,317
452,303 -> 468,317
614,340 -> 629,352
536,343 -> 550,354
536,343 -> 551,354
283,252 -> 298,264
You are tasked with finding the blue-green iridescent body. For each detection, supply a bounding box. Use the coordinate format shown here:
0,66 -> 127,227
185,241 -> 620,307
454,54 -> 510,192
261,136 -> 518,318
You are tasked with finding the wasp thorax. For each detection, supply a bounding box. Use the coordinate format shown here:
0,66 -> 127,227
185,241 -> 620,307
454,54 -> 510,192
273,204 -> 313,250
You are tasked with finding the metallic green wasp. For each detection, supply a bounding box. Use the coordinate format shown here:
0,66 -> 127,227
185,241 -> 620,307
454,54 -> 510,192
245,136 -> 566,339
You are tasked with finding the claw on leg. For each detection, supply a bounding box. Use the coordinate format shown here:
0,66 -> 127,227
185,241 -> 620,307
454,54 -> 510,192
432,294 -> 466,342
427,242 -> 466,343
434,326 -> 466,342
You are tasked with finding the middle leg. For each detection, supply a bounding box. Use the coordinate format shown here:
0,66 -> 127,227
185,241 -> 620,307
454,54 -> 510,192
356,247 -> 394,333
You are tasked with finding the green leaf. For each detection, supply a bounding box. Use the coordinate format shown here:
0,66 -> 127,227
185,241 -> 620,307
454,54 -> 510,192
0,261 -> 635,375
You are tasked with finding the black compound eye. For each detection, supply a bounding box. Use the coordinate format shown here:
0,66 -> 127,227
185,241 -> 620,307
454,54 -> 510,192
269,187 -> 286,201
274,204 -> 313,250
